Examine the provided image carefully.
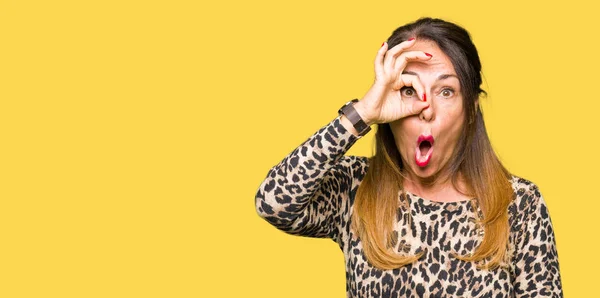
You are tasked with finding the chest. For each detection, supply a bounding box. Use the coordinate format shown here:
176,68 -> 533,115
340,199 -> 514,297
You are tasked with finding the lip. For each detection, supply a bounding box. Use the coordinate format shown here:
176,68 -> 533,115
415,134 -> 435,167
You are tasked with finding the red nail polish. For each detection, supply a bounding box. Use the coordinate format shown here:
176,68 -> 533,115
408,37 -> 415,41
381,42 -> 385,47
425,53 -> 433,57
423,93 -> 427,102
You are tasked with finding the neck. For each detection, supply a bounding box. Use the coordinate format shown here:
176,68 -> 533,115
404,171 -> 452,194
402,165 -> 469,202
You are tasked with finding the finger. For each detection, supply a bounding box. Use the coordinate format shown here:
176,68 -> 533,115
383,38 -> 416,75
406,99 -> 430,117
392,51 -> 433,76
395,76 -> 429,117
394,73 -> 426,102
374,42 -> 387,78
383,38 -> 416,67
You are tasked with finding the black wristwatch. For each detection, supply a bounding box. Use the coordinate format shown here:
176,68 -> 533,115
338,99 -> 372,137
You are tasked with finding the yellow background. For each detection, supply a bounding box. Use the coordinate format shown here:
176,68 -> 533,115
1,0 -> 596,297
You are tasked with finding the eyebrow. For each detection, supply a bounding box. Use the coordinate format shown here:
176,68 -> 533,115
402,71 -> 458,81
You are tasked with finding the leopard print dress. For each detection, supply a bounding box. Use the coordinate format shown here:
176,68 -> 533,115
255,115 -> 563,297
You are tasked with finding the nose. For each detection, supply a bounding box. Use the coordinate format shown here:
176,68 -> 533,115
419,99 -> 434,122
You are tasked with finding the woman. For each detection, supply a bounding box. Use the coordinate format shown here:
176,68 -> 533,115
255,17 -> 563,297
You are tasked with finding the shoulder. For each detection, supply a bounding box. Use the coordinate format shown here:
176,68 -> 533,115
508,175 -> 544,210
507,175 -> 551,227
510,175 -> 541,198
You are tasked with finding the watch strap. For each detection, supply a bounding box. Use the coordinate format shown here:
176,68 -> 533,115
338,99 -> 372,137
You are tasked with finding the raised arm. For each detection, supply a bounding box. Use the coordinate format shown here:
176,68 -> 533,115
254,114 -> 363,240
511,182 -> 563,297
255,38 -> 434,240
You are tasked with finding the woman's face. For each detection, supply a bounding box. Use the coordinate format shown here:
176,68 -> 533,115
390,39 -> 466,179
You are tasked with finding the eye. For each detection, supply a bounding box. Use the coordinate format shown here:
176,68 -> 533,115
401,87 -> 417,98
440,88 -> 455,98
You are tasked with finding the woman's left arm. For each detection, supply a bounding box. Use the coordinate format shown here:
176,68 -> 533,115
511,183 -> 563,297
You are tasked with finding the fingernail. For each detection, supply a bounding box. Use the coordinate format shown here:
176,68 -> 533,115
423,93 -> 427,102
425,52 -> 433,57
408,37 -> 415,41
381,42 -> 385,47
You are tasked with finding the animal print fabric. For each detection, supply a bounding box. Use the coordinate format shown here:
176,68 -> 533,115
255,115 -> 563,297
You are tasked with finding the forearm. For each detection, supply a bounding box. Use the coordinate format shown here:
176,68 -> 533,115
255,115 -> 361,236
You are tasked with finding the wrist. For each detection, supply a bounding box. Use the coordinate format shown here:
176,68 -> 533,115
337,99 -> 372,137
353,100 -> 374,126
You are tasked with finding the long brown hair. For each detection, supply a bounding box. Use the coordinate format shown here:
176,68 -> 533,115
350,17 -> 513,271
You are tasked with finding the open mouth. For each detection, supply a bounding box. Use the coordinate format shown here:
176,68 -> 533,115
415,135 -> 434,167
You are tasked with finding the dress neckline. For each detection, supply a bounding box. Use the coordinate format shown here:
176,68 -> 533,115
405,191 -> 474,205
